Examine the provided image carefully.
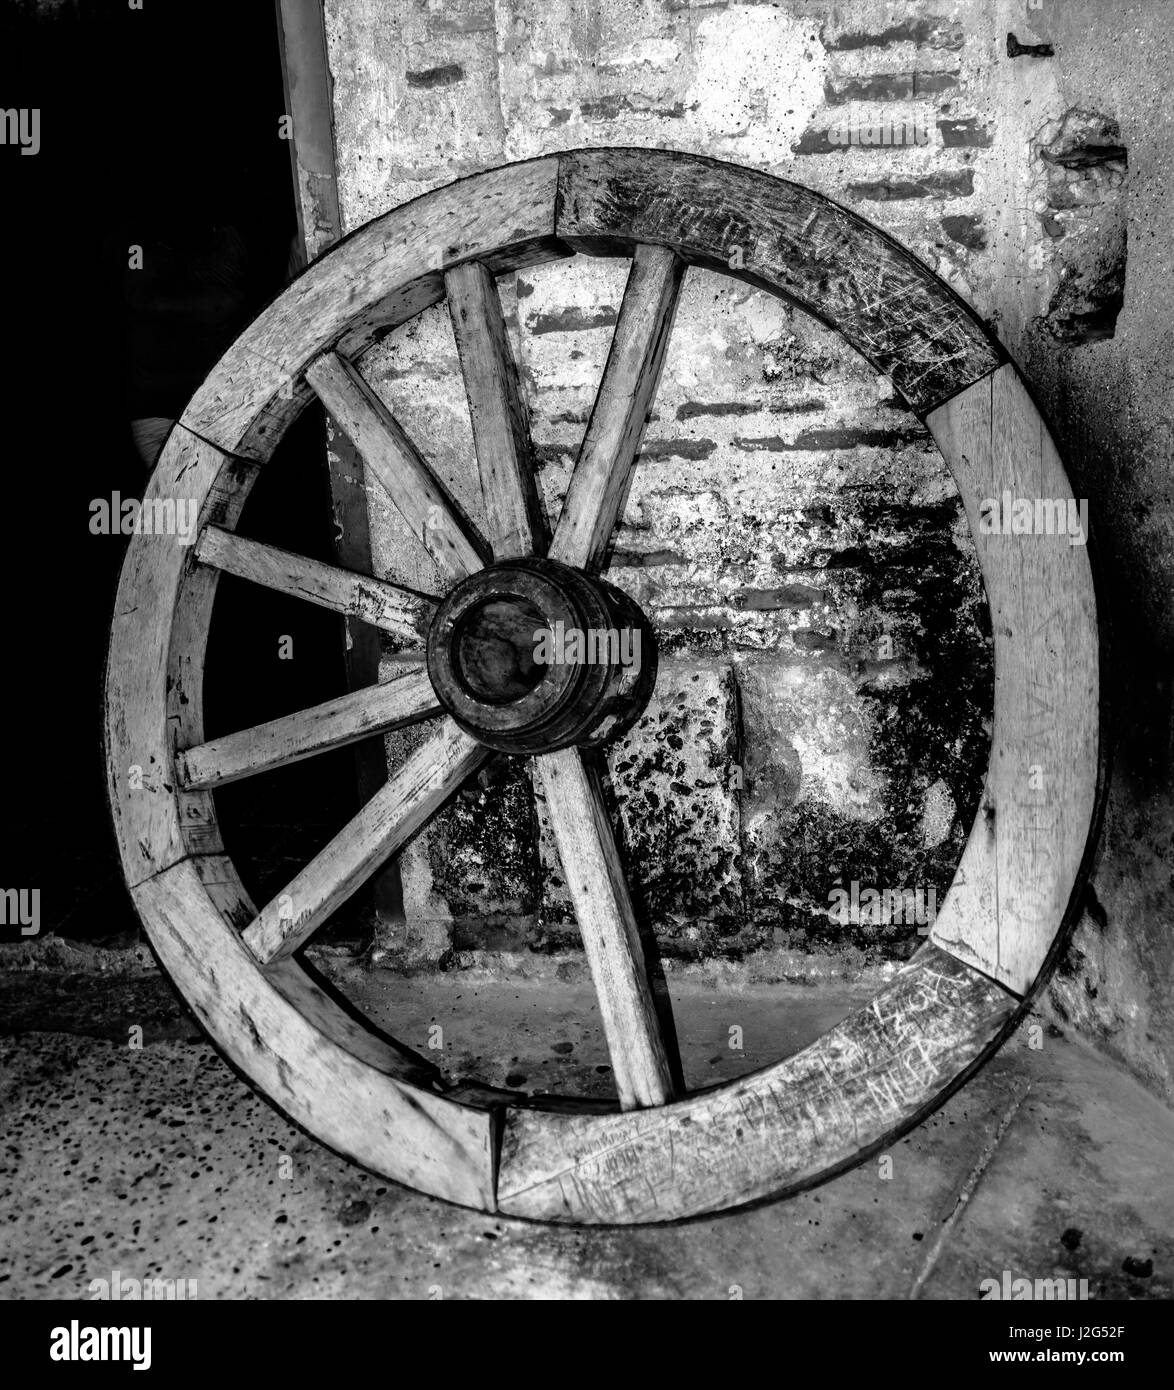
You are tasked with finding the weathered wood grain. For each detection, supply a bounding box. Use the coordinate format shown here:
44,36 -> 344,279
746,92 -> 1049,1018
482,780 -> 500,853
108,154 -> 1097,1224
306,351 -> 490,583
105,426 -> 259,888
134,855 -> 495,1210
535,749 -> 675,1109
176,668 -> 440,790
497,945 -> 1014,1223
927,365 -> 1099,995
275,0 -> 345,266
548,244 -> 684,572
178,855 -> 441,1084
445,260 -> 546,561
195,525 -> 434,646
179,158 -> 562,461
273,0 -> 399,910
555,147 -> 1003,415
242,718 -> 490,963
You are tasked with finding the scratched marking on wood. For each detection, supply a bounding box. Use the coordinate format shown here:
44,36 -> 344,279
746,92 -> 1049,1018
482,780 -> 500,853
555,147 -> 1003,414
108,154 -> 1099,1224
497,946 -> 1014,1223
926,366 -> 1099,995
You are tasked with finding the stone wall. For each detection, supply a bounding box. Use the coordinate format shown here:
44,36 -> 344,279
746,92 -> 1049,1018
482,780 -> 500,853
317,0 -> 1173,1100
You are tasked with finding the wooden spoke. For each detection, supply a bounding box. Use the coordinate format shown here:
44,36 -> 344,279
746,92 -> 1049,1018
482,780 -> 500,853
445,261 -> 546,560
109,151 -> 1101,1224
176,668 -> 440,790
195,526 -> 433,646
242,718 -> 489,964
306,350 -> 490,583
535,747 -> 675,1110
498,945 -> 1015,1223
548,244 -> 684,573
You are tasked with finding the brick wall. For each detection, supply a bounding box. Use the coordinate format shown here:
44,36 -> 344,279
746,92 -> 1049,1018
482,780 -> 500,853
316,1 -> 1141,1026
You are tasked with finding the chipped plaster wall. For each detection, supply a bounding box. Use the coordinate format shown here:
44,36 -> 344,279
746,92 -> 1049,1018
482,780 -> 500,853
321,0 -> 1172,1100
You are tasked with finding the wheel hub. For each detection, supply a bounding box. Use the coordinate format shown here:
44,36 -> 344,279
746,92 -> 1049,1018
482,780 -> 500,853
108,149 -> 1101,1224
426,557 -> 657,755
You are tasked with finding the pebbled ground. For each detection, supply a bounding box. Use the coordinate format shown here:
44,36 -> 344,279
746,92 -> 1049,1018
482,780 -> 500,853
1,949 -> 1171,1300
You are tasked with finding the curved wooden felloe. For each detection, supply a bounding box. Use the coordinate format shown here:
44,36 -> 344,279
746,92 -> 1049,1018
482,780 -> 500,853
105,148 -> 1102,1224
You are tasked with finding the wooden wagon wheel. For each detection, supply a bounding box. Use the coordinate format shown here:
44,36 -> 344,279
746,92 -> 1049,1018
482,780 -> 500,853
105,148 -> 1103,1224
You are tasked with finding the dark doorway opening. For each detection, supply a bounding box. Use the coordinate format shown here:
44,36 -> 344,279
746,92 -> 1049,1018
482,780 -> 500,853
0,1 -> 353,942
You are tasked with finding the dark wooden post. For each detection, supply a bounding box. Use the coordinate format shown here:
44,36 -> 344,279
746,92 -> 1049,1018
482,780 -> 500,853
273,0 -> 403,926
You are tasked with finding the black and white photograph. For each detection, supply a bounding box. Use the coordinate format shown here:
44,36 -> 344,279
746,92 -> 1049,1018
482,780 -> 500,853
0,0 -> 1170,1350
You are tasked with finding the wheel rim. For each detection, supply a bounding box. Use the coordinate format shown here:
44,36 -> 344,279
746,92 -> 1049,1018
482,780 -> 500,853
105,148 -> 1102,1224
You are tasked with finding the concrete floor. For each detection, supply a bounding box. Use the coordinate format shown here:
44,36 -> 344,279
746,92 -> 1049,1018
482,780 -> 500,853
1,942 -> 1171,1301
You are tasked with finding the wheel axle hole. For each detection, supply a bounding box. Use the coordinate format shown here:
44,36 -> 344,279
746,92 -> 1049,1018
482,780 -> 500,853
454,596 -> 548,704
